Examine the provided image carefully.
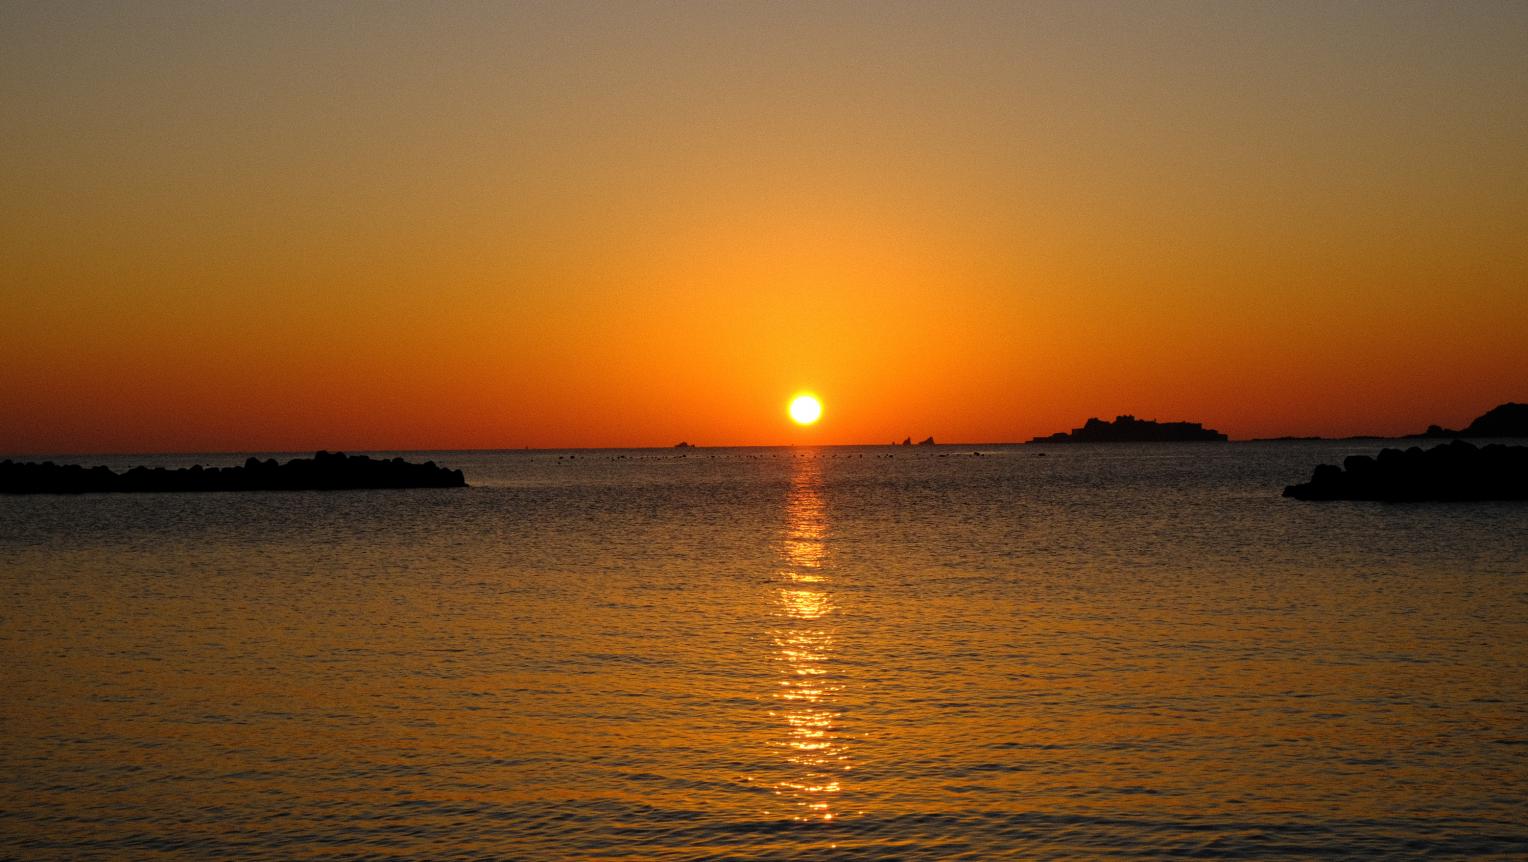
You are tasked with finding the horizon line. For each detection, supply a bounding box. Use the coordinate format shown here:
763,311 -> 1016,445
3,435 -> 1467,460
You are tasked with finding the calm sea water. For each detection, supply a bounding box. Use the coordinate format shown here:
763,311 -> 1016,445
2,443 -> 1525,859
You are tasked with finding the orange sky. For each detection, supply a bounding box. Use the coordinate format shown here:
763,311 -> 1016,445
2,2 -> 1525,453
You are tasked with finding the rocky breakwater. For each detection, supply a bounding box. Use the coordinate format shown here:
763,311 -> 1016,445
1283,440 -> 1528,501
0,451 -> 467,494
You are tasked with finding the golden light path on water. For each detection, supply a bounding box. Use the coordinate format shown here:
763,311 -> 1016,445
770,453 -> 849,821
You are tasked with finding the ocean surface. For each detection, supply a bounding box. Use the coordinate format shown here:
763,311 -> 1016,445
2,443 -> 1525,859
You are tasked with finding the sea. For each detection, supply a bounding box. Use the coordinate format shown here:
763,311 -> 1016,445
1,442 -> 1525,859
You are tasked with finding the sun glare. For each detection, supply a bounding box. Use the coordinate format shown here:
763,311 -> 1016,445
789,395 -> 823,426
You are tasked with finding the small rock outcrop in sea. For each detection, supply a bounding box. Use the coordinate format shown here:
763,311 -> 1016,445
1282,440 -> 1528,501
1029,415 -> 1228,443
674,441 -> 692,448
916,436 -> 935,446
0,451 -> 467,495
1415,402 -> 1528,439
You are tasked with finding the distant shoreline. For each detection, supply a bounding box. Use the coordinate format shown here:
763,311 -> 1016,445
5,403 -> 1526,460
17,437 -> 1528,465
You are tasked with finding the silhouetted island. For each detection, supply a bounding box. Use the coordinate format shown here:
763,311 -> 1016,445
1414,402 -> 1528,439
1283,440 -> 1528,501
674,441 -> 692,448
0,451 -> 467,495
1029,415 -> 1228,444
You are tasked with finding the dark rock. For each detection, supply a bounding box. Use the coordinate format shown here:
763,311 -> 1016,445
1283,440 -> 1528,501
917,436 -> 935,446
674,441 -> 691,448
1029,414 -> 1228,443
0,452 -> 467,495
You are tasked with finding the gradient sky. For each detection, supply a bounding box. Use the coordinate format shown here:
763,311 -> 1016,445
3,1 -> 1525,452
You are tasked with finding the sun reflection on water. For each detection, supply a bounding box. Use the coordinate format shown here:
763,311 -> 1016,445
769,452 -> 850,821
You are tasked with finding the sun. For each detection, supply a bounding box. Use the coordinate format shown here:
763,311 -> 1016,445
789,394 -> 823,425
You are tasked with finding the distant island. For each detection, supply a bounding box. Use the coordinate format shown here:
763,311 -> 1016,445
894,436 -> 936,446
1255,402 -> 1528,442
1283,440 -> 1528,502
1029,415 -> 1228,444
0,451 -> 466,495
1412,402 -> 1528,439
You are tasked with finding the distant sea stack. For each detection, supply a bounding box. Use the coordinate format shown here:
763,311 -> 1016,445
1283,440 -> 1528,502
0,451 -> 467,495
1029,415 -> 1228,444
1414,402 -> 1528,439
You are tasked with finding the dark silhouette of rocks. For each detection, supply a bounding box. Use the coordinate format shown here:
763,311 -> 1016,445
916,436 -> 935,446
900,436 -> 912,446
674,441 -> 692,448
0,451 -> 467,495
1414,402 -> 1528,439
1029,415 -> 1228,443
1283,440 -> 1528,501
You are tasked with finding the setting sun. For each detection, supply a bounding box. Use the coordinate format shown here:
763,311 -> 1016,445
789,395 -> 823,426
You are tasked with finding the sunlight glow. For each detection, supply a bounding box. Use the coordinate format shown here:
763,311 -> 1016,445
769,455 -> 848,822
789,395 -> 823,426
